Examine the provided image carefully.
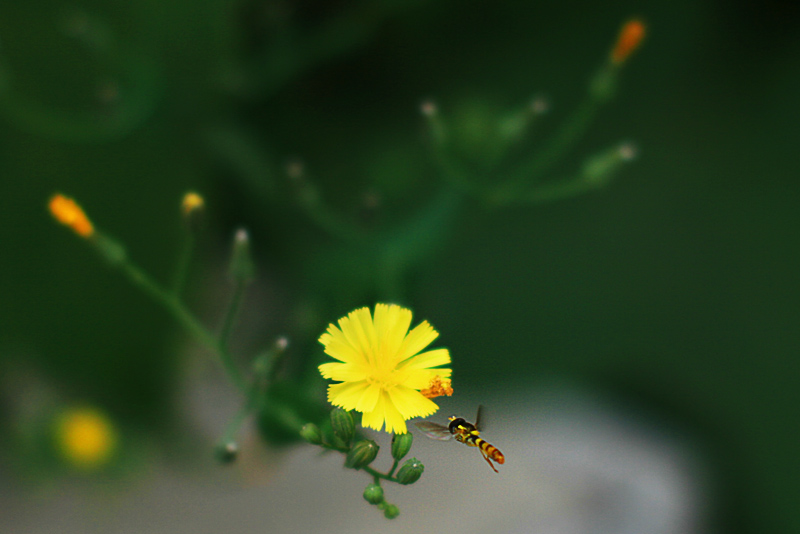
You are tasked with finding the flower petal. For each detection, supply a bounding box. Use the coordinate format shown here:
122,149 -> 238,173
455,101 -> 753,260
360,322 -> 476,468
387,385 -> 439,420
396,320 -> 438,363
339,308 -> 377,364
382,396 -> 408,434
399,348 -> 451,371
327,381 -> 369,411
374,304 -> 412,365
361,393 -> 386,431
318,362 -> 368,382
319,325 -> 365,363
355,382 -> 381,413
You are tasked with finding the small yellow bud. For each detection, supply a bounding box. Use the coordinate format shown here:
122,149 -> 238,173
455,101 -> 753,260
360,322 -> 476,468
48,194 -> 94,238
181,192 -> 205,217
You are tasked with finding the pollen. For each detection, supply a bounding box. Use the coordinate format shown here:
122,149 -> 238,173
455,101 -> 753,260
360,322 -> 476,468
48,194 -> 94,238
420,376 -> 453,399
610,19 -> 646,65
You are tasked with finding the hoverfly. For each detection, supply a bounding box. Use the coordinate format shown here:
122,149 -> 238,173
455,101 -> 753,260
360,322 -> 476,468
415,405 -> 505,472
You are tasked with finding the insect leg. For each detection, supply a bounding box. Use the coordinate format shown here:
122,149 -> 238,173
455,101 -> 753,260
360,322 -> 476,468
479,445 -> 499,473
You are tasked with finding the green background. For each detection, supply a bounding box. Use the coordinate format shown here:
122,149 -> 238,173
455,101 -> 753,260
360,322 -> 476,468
1,1 -> 799,532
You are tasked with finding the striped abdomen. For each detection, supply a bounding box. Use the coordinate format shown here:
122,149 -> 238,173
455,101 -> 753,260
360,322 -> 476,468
475,436 -> 505,464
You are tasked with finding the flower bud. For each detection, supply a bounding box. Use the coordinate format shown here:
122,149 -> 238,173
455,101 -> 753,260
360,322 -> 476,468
391,432 -> 413,461
299,423 -> 322,445
582,142 -> 637,186
48,194 -> 94,238
229,228 -> 255,283
93,233 -> 127,265
610,19 -> 646,65
214,442 -> 238,464
345,439 -> 379,469
383,503 -> 400,519
362,483 -> 384,505
395,457 -> 424,485
330,407 -> 354,445
181,191 -> 205,232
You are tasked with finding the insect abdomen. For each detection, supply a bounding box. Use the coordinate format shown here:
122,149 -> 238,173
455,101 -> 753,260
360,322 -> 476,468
477,437 -> 505,464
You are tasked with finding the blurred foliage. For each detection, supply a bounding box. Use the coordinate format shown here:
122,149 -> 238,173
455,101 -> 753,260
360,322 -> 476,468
1,0 -> 800,532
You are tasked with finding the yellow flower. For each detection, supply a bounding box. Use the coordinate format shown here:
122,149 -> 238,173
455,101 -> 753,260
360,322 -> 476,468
55,407 -> 117,469
48,194 -> 94,238
181,191 -> 205,217
319,304 -> 452,434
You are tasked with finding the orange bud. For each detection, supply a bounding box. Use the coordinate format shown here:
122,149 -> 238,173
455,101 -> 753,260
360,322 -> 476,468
611,19 -> 646,65
49,194 -> 94,238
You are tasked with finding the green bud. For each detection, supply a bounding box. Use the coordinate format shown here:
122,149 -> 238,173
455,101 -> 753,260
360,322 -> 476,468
214,442 -> 238,464
362,483 -> 384,505
345,439 -> 379,469
383,503 -> 400,519
582,142 -> 637,187
299,423 -> 322,445
93,233 -> 127,265
229,228 -> 255,283
391,432 -> 413,461
395,457 -> 424,485
330,407 -> 354,445
589,65 -> 617,101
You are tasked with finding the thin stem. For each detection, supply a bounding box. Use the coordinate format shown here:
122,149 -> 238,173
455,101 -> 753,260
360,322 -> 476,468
118,260 -> 247,393
506,173 -> 604,206
219,374 -> 264,445
218,277 -> 247,350
362,465 -> 400,483
171,232 -> 195,298
490,95 -> 603,205
387,459 -> 399,477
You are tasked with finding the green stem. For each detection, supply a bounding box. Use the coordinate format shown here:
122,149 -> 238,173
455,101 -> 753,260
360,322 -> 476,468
219,277 -> 247,350
508,173 -> 604,205
118,260 -> 247,393
171,232 -> 195,298
490,95 -> 603,205
362,465 -> 399,483
387,459 -> 399,477
318,443 -> 400,482
219,374 -> 263,445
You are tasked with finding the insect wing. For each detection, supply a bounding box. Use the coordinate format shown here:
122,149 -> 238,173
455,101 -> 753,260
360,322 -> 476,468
415,421 -> 452,441
475,405 -> 486,431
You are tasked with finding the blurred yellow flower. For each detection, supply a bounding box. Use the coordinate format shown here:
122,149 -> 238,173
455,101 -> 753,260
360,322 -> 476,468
319,304 -> 452,434
56,407 -> 117,469
48,194 -> 94,238
181,191 -> 205,216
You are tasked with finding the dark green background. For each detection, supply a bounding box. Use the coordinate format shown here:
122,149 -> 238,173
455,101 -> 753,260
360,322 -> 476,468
1,1 -> 799,532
